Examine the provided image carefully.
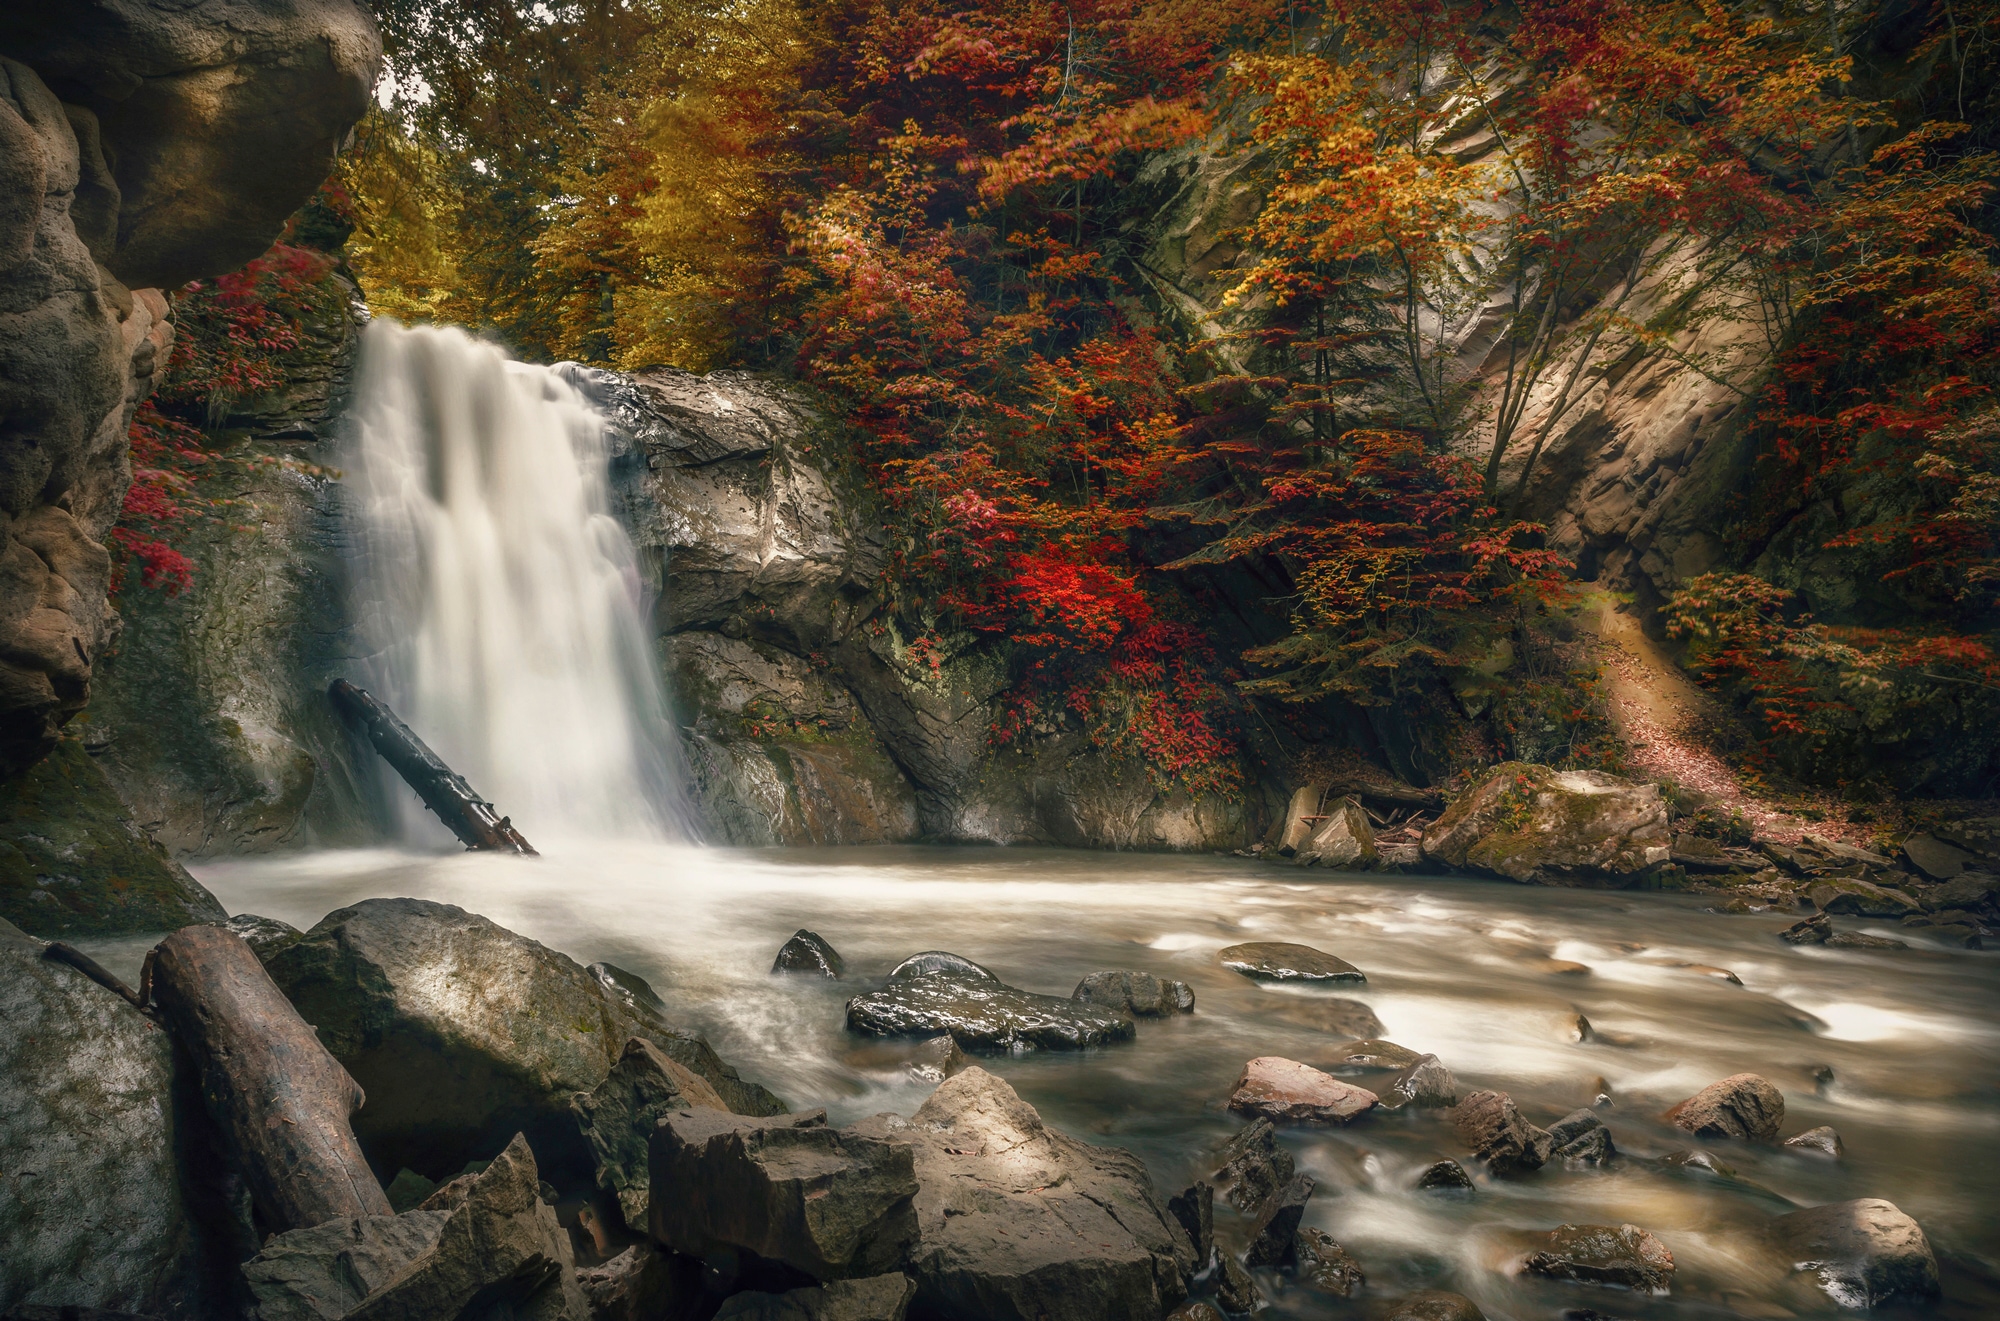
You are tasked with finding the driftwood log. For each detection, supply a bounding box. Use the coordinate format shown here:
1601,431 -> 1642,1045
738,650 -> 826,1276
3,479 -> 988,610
147,924 -> 393,1231
328,678 -> 536,854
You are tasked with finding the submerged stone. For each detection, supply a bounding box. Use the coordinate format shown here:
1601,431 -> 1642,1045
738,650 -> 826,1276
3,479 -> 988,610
772,929 -> 846,977
1522,1222 -> 1675,1292
1071,969 -> 1194,1016
1217,941 -> 1365,983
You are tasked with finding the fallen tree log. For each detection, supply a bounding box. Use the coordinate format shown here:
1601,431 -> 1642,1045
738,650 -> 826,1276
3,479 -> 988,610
147,923 -> 392,1231
328,679 -> 537,854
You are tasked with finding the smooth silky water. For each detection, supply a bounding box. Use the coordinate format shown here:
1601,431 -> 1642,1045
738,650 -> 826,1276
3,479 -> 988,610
186,844 -> 1999,1320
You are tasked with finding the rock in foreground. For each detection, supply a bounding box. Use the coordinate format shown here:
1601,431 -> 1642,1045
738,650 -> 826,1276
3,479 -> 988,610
773,930 -> 846,977
1522,1222 -> 1675,1292
1229,1057 -> 1378,1124
242,1210 -> 450,1321
1663,1074 -> 1784,1142
1217,942 -> 1365,983
845,961 -> 1134,1051
267,898 -> 783,1176
1768,1198 -> 1939,1309
573,1036 -> 727,1230
851,1067 -> 1194,1321
1420,762 -> 1670,885
713,1273 -> 917,1321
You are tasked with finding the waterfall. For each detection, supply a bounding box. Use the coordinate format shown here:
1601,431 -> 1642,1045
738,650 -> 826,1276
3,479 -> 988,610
342,319 -> 679,843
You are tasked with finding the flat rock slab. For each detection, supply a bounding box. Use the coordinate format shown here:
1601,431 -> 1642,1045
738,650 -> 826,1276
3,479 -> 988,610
1229,1057 -> 1378,1124
1217,942 -> 1365,983
1768,1197 -> 1939,1309
1664,1073 -> 1784,1142
1522,1222 -> 1675,1292
845,973 -> 1135,1051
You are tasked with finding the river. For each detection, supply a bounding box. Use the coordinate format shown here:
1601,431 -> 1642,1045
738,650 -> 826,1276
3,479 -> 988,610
184,841 -> 1998,1320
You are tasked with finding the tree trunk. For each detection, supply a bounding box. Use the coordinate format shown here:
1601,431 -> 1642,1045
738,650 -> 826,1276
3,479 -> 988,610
147,924 -> 393,1231
328,678 -> 537,854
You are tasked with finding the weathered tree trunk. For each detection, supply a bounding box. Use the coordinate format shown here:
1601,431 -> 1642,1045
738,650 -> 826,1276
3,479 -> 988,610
147,924 -> 393,1231
328,678 -> 537,854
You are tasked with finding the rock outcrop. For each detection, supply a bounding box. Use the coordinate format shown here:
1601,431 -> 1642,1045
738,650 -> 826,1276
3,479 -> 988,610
1422,762 -> 1671,885
266,898 -> 783,1177
0,0 -> 379,780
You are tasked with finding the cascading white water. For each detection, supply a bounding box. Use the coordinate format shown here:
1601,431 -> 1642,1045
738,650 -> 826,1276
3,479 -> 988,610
343,319 -> 678,843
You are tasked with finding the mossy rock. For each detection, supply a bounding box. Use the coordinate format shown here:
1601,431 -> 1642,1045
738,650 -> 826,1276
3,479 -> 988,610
0,740 -> 224,937
1420,761 -> 1671,886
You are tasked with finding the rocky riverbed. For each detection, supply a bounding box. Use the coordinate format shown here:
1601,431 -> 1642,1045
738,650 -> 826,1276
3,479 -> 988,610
14,841 -> 1982,1319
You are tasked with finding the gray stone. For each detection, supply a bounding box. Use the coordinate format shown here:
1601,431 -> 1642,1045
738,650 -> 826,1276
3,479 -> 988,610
1927,871 -> 1997,911
1289,1227 -> 1363,1296
886,950 -> 996,982
340,1134 -> 588,1321
1229,1056 -> 1378,1124
1801,834 -> 1896,868
1663,1074 -> 1784,1141
573,1036 -> 727,1231
267,898 -> 783,1177
1217,941 -> 1365,983
773,929 -> 846,977
1296,798 -> 1376,869
1165,1304 -> 1225,1321
1901,834 -> 1973,880
1070,969 -> 1194,1016
1378,1054 -> 1459,1110
0,918 -> 217,1316
1779,914 -> 1830,945
1522,1223 -> 1675,1292
1826,931 -> 1907,950
1214,1253 -> 1259,1316
1243,1173 -> 1314,1268
1386,1290 -> 1486,1321
648,1108 -> 917,1281
1768,1198 -> 1939,1309
1556,1126 -> 1617,1167
1213,1118 -> 1295,1213
850,1067 -> 1194,1321
1421,763 -> 1669,885
225,913 -> 302,958
845,966 -> 1135,1051
242,1211 -> 448,1321
1783,1126 -> 1843,1159
1415,1159 -> 1474,1192
712,1274 -> 916,1321
1447,1090 -> 1553,1177
1167,1182 -> 1213,1266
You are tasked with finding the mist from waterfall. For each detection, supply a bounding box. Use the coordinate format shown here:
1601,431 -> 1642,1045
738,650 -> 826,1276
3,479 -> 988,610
343,319 -> 680,844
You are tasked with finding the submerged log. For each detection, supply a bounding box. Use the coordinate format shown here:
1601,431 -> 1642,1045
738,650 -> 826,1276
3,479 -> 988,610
147,923 -> 392,1231
328,679 -> 537,854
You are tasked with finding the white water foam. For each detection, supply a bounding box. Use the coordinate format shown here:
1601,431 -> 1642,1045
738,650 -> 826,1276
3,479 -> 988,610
343,319 -> 679,843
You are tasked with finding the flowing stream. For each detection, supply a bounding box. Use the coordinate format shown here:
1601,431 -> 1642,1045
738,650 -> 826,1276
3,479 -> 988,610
189,844 -> 2000,1320
342,319 -> 677,842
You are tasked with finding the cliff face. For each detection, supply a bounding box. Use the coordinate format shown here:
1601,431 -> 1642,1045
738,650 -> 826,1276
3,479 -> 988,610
0,0 -> 379,779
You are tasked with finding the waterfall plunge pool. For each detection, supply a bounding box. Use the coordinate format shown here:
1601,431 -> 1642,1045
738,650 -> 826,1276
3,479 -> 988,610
179,842 -> 1998,1320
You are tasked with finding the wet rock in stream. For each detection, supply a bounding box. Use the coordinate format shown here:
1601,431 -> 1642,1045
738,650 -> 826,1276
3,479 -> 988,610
1167,1182 -> 1214,1266
1268,996 -> 1385,1038
1324,1038 -> 1423,1072
1229,1057 -> 1378,1124
1767,1197 -> 1939,1309
1782,1125 -> 1844,1158
1663,1073 -> 1785,1141
225,912 -> 303,959
1070,969 -> 1194,1016
1386,1290 -> 1487,1321
573,1036 -> 728,1230
1289,1227 -> 1364,1296
1165,1303 -> 1225,1321
1214,1253 -> 1261,1315
1546,1110 -> 1617,1166
1243,1173 -> 1315,1267
1447,1090 -> 1553,1177
1214,1118 -> 1295,1212
843,956 -> 1136,1050
1415,1159 -> 1475,1192
772,930 -> 845,977
1377,1054 -> 1459,1110
1217,941 -> 1365,983
1521,1223 -> 1675,1292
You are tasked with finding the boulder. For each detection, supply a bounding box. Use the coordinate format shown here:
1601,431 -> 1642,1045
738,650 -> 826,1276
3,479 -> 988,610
266,898 -> 783,1176
1268,997 -> 1384,1038
1229,1057 -> 1378,1125
773,930 -> 846,977
1216,942 -> 1364,983
1809,878 -> 1920,918
1415,1159 -> 1474,1192
574,1243 -> 702,1321
1275,784 -> 1326,854
1214,1254 -> 1259,1315
1926,871 -> 1998,912
712,1274 -> 916,1321
1663,1074 -> 1784,1142
1296,798 -> 1376,869
1243,1173 -> 1314,1267
1783,1126 -> 1843,1159
1447,1091 -> 1552,1177
1377,1055 -> 1458,1110
339,1134 -> 588,1321
1767,1198 -> 1939,1309
1386,1291 -> 1486,1321
1521,1223 -> 1674,1292
1070,969 -> 1194,1016
1420,763 -> 1669,885
1779,914 -> 1830,945
845,963 -> 1135,1051
0,917 -> 223,1316
1901,834 -> 1973,881
1167,1183 -> 1213,1266
1547,1109 -> 1617,1167
241,1211 -> 449,1321
649,1108 -> 917,1282
1935,817 -> 2000,859
1290,1228 -> 1364,1296
225,913 -> 302,959
851,1067 -> 1194,1321
1213,1118 -> 1295,1213
573,1036 -> 727,1231
1324,1039 -> 1422,1072
0,741 -> 226,937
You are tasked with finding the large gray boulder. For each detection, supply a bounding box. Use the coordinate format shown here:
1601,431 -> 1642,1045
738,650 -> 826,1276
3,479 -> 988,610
266,898 -> 783,1177
648,1108 -> 918,1281
850,1067 -> 1194,1321
1767,1198 -> 1939,1309
1421,762 -> 1670,885
0,917 -> 223,1316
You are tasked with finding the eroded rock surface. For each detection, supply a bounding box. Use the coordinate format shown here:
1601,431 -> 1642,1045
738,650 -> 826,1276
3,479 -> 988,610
1522,1223 -> 1674,1292
1421,762 -> 1670,885
241,1211 -> 448,1321
1767,1198 -> 1939,1309
1448,1090 -> 1553,1177
1663,1074 -> 1784,1142
845,960 -> 1135,1051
